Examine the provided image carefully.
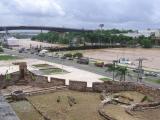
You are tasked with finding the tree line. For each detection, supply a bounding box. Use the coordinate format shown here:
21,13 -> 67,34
32,29 -> 153,48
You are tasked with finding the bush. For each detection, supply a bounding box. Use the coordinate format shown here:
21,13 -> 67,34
64,53 -> 73,58
0,47 -> 3,52
141,39 -> 152,48
73,52 -> 83,58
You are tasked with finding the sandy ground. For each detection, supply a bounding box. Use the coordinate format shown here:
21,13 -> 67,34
0,58 -> 103,87
10,38 -> 66,49
83,48 -> 160,70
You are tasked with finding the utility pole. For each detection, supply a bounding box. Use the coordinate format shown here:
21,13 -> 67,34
4,27 -> 8,46
112,60 -> 118,81
99,24 -> 104,47
136,58 -> 147,82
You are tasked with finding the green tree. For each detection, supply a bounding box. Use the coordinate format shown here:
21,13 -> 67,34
115,66 -> 131,81
106,63 -> 117,81
142,39 -> 152,48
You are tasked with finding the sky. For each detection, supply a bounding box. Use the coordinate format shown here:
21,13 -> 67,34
0,0 -> 160,29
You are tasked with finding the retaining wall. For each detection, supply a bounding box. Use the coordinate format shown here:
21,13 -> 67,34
0,72 -> 20,89
0,71 -> 160,100
69,80 -> 87,92
92,81 -> 136,92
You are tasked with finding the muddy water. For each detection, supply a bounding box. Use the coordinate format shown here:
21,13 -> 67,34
10,100 -> 44,120
83,48 -> 160,70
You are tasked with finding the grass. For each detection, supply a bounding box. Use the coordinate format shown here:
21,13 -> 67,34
10,101 -> 43,120
40,68 -> 68,75
0,55 -> 17,60
32,64 -> 53,68
27,91 -> 101,120
99,77 -> 112,81
145,78 -> 160,84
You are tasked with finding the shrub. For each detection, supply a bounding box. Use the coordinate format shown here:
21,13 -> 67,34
0,47 -> 4,52
73,52 -> 83,58
64,53 -> 73,58
141,39 -> 152,48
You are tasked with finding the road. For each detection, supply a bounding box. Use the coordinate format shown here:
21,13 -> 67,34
3,48 -> 160,88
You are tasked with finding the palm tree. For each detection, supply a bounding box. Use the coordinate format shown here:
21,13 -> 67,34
115,66 -> 131,81
107,63 -> 116,81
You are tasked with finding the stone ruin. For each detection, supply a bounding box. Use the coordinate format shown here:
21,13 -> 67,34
12,62 -> 27,79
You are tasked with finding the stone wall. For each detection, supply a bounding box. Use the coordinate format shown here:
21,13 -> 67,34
50,77 -> 65,86
32,75 -> 48,88
135,84 -> 160,100
92,81 -> 136,92
30,75 -> 65,88
0,72 -> 20,89
69,80 -> 87,92
0,70 -> 160,100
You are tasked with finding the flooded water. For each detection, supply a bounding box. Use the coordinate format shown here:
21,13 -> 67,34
83,48 -> 160,70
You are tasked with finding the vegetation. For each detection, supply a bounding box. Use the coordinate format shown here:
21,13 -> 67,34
64,53 -> 73,58
31,29 -> 134,46
0,55 -> 17,60
115,66 -> 131,81
142,39 -> 152,48
145,78 -> 160,84
99,77 -> 112,81
40,68 -> 68,75
107,64 -> 132,81
32,29 -> 154,48
73,52 -> 83,58
106,64 -> 116,81
32,64 -> 52,68
0,47 -> 3,52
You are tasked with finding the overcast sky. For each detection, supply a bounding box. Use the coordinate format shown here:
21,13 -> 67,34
0,0 -> 160,29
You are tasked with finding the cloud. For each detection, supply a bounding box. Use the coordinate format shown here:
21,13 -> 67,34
0,0 -> 159,29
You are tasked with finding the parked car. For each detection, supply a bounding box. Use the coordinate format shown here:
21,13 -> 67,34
67,57 -> 74,60
133,68 -> 144,73
18,48 -> 25,53
104,63 -> 113,67
30,50 -> 35,54
145,72 -> 158,77
39,52 -> 45,57
61,56 -> 66,59
94,61 -> 104,67
77,57 -> 89,64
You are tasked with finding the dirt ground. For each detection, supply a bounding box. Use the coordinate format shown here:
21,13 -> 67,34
83,48 -> 160,70
10,100 -> 44,120
27,90 -> 102,120
105,91 -> 160,120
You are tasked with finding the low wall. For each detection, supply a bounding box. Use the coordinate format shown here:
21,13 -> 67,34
30,75 -> 65,88
92,81 -> 136,92
50,77 -> 65,86
0,72 -> 20,89
135,84 -> 160,100
0,71 -> 160,100
69,80 -> 87,92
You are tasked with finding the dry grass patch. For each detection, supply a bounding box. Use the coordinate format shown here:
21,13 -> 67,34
27,90 -> 102,120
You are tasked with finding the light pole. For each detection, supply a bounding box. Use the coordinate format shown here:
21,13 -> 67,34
99,24 -> 104,46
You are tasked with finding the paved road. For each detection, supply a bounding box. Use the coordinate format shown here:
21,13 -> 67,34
3,48 -> 160,88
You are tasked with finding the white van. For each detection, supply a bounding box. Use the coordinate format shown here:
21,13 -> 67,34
39,49 -> 48,57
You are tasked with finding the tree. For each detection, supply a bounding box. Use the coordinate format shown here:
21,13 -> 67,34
115,66 -> 131,81
142,39 -> 152,48
0,47 -> 3,52
106,63 -> 117,81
